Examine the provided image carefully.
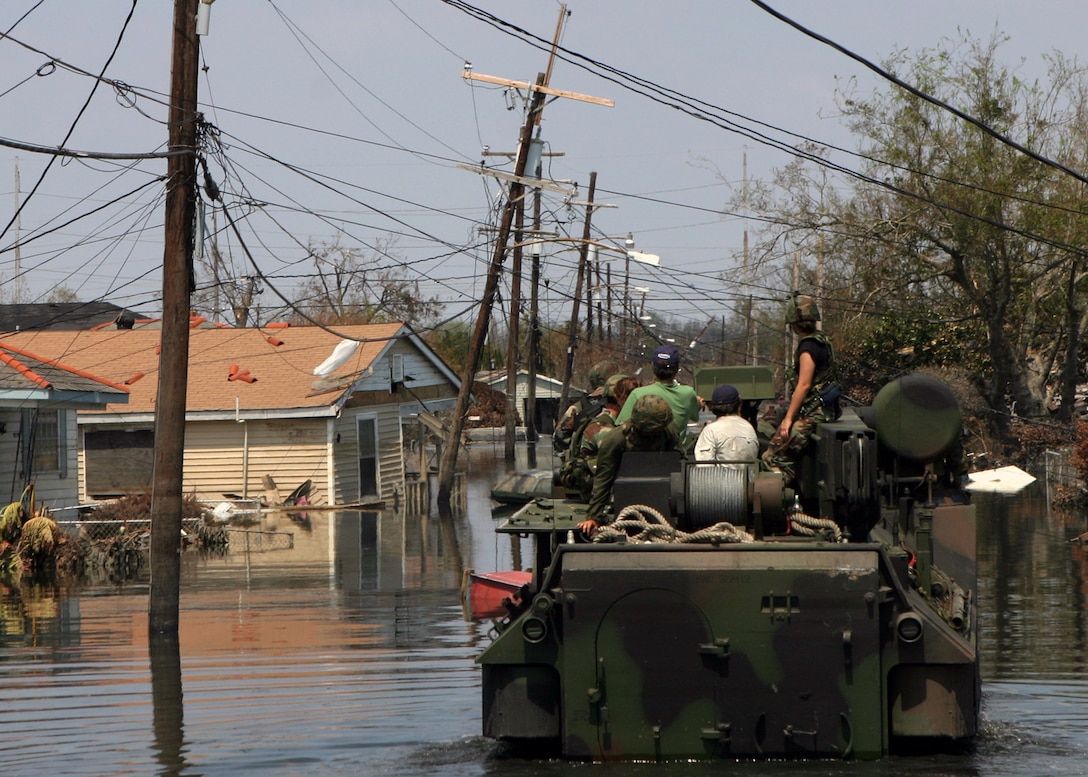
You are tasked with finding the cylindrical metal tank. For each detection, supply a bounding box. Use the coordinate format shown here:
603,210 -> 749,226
871,374 -> 962,462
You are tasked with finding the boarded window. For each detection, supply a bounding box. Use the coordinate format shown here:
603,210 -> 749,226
85,429 -> 155,497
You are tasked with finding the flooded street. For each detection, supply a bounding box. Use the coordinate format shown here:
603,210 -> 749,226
2,440 -> 1088,775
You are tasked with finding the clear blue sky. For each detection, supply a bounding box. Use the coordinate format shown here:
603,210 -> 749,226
1,1 -> 1084,337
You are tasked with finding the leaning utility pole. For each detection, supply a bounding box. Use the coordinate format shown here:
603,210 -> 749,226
437,75 -> 547,507
443,12 -> 612,507
149,0 -> 200,634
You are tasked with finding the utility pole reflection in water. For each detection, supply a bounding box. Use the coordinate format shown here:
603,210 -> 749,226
149,632 -> 187,776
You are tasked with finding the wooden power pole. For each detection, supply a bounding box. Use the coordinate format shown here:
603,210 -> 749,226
441,9 -> 611,507
559,171 -> 597,413
149,0 -> 200,634
438,75 -> 548,507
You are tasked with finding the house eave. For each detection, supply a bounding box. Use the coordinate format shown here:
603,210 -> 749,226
79,405 -> 341,425
0,389 -> 129,408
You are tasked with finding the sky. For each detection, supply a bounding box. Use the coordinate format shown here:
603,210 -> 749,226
2,0 -> 1087,344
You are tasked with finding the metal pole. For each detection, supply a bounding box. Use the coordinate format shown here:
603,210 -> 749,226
526,188 -> 542,464
504,197 -> 524,463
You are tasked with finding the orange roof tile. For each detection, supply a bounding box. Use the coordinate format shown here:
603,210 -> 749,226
2,323 -> 405,414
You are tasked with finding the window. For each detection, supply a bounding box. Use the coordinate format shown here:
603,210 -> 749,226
21,408 -> 67,477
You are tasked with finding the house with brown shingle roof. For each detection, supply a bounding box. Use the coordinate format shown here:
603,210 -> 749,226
0,341 -> 129,509
3,323 -> 460,506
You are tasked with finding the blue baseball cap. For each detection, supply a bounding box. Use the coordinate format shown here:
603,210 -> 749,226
711,384 -> 740,405
652,344 -> 680,369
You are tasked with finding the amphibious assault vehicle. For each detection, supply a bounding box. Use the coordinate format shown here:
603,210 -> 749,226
476,368 -> 979,761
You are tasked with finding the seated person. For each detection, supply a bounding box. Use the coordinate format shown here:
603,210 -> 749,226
694,383 -> 759,478
576,395 -> 683,537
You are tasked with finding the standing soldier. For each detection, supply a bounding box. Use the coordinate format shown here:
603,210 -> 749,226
560,375 -> 639,500
762,293 -> 841,488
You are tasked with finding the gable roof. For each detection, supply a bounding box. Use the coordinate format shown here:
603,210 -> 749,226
2,323 -> 437,417
0,341 -> 129,407
0,302 -> 148,333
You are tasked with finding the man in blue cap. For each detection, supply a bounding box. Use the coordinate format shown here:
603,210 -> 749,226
616,343 -> 701,452
695,383 -> 759,476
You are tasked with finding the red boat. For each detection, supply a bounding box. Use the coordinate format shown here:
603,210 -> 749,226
462,569 -> 532,620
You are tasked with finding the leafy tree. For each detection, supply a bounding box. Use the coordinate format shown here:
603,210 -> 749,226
421,319 -> 472,375
750,32 -> 1088,430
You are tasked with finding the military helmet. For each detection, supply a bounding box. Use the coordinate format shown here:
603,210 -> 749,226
629,394 -> 673,433
603,373 -> 629,399
587,361 -> 616,389
786,294 -> 821,324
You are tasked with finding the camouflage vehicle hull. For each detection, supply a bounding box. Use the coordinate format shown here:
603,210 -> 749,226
477,372 -> 979,761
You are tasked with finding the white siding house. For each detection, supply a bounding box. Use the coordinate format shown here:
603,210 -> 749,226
5,323 -> 459,507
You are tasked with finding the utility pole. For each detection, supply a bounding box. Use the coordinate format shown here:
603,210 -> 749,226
442,9 -> 611,505
438,75 -> 547,507
559,171 -> 596,413
149,0 -> 200,634
503,197 -> 524,463
525,188 -> 542,467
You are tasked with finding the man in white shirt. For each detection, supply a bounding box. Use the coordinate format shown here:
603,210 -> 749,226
695,384 -> 759,473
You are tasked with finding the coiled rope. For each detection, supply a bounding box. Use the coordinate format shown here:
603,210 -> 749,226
788,510 -> 844,542
594,504 -> 754,545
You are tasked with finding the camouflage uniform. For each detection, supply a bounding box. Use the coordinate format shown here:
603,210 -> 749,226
553,362 -> 612,455
585,395 -> 682,524
559,375 -> 627,499
762,295 -> 841,484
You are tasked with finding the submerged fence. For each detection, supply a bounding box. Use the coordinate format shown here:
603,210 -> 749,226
55,518 -> 294,552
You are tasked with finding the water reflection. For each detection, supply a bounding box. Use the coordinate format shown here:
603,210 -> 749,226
976,486 -> 1088,681
149,632 -> 187,776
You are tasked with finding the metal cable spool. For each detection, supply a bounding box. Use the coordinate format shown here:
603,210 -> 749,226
686,464 -> 747,530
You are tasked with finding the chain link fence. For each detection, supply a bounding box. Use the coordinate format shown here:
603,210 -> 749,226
55,517 -> 294,552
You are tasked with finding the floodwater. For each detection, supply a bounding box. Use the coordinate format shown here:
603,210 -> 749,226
2,439 -> 1088,776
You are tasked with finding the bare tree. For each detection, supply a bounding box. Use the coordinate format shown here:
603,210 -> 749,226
289,238 -> 442,329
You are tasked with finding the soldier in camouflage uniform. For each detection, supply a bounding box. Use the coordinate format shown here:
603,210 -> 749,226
561,375 -> 639,500
577,394 -> 683,536
553,361 -> 614,456
762,293 -> 842,487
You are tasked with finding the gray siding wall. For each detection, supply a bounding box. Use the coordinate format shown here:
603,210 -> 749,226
0,408 -> 80,510
351,337 -> 456,395
332,404 -> 404,505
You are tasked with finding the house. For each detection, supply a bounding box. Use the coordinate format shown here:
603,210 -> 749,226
3,323 -> 460,506
475,369 -> 578,434
0,302 -> 149,333
0,341 -> 129,510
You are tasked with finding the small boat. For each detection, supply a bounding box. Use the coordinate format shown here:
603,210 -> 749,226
489,469 -> 555,505
462,569 -> 533,619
